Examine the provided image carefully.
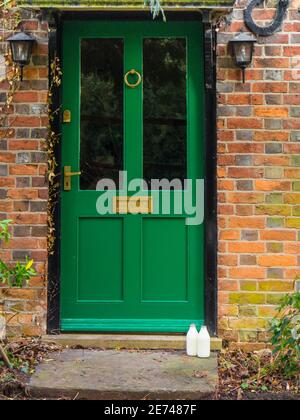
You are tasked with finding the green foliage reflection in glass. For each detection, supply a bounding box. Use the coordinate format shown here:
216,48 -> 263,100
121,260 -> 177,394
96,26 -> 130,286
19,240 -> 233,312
80,37 -> 187,189
0,220 -> 36,288
80,39 -> 124,190
144,38 -> 187,185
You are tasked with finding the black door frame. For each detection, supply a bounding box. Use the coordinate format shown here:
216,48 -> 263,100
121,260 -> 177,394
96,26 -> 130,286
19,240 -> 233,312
46,10 -> 218,336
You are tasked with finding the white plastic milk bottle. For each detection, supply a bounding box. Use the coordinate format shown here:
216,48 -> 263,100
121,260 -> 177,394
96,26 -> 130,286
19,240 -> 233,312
197,326 -> 211,358
186,323 -> 198,356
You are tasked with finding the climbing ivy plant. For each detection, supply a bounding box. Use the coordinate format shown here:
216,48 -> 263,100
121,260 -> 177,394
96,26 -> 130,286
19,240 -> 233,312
46,57 -> 62,255
0,4 -> 35,287
0,1 -> 21,140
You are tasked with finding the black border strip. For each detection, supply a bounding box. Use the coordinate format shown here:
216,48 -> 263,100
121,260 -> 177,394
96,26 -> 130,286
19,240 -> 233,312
47,12 -> 62,334
47,10 -> 218,336
203,22 -> 218,336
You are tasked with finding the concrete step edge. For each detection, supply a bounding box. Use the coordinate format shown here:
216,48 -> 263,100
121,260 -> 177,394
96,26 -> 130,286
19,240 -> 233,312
42,334 -> 223,351
27,385 -> 216,400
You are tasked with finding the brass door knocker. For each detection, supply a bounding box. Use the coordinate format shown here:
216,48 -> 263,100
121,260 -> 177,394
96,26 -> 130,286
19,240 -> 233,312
124,69 -> 142,89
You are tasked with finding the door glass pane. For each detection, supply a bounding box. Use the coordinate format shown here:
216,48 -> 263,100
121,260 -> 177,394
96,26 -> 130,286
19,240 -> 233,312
143,38 -> 187,187
80,39 -> 124,190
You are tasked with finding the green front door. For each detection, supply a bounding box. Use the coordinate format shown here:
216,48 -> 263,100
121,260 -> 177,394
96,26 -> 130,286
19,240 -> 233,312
61,20 -> 205,332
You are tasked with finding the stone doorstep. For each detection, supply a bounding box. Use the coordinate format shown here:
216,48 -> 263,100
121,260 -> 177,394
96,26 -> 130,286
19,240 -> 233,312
42,334 -> 223,351
28,349 -> 218,400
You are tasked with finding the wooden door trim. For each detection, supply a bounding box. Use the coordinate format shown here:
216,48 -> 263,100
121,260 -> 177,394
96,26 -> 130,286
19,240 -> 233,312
46,11 -> 218,336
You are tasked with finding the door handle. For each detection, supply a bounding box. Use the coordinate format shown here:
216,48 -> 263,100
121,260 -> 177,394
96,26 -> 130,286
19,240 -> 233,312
64,166 -> 81,191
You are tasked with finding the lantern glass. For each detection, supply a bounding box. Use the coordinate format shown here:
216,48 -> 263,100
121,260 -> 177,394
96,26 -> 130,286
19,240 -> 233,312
7,31 -> 35,81
233,42 -> 253,68
10,40 -> 33,65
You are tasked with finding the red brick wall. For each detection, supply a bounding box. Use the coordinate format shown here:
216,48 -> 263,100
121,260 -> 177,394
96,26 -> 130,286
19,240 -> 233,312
1,3 -> 300,344
217,0 -> 300,348
0,9 -> 48,336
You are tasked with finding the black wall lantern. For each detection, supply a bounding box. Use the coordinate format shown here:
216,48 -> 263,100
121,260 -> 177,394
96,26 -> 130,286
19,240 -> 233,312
7,30 -> 35,81
230,32 -> 256,83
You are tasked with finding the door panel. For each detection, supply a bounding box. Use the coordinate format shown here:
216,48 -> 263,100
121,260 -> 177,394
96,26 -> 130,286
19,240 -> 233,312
142,218 -> 188,302
61,21 -> 205,332
78,218 -> 124,302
